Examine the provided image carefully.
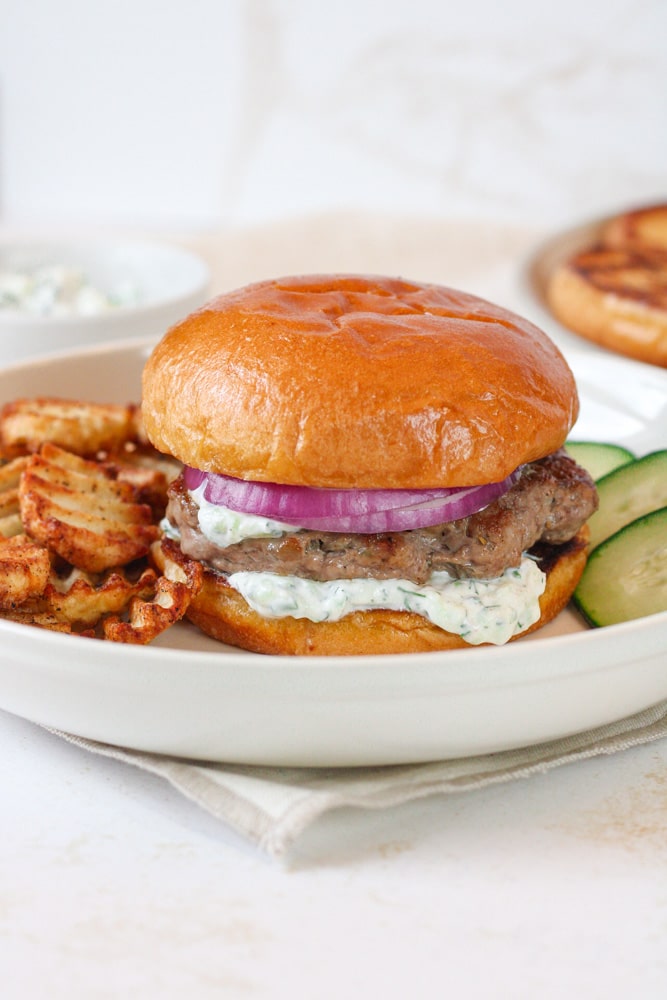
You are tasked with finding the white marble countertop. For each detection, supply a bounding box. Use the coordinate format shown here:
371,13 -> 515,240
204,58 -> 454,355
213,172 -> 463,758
3,708 -> 667,998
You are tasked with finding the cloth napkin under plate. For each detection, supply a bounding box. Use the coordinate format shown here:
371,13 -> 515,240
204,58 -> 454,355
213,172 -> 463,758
49,697 -> 667,858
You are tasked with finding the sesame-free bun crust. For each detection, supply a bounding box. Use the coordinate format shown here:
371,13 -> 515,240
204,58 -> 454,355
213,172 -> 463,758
152,528 -> 589,657
546,247 -> 667,368
601,203 -> 667,253
142,274 -> 578,489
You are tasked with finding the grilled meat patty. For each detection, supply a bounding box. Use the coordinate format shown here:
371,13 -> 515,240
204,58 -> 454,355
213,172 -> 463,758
165,450 -> 597,585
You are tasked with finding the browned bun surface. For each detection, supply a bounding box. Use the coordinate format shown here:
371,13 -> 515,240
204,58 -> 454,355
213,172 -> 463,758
142,274 -> 578,489
601,203 -> 667,252
152,528 -> 589,657
546,247 -> 667,368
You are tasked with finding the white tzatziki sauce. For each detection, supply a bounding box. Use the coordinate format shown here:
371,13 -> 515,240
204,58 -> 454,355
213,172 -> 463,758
227,560 -> 545,646
191,483 -> 300,547
0,265 -> 140,316
184,485 -> 547,646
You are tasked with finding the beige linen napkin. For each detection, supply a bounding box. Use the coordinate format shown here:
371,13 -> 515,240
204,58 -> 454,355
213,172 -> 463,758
50,698 -> 667,858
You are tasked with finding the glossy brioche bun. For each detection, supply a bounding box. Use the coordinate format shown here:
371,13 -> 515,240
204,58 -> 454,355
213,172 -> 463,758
152,529 -> 590,657
546,247 -> 667,368
601,203 -> 667,253
142,274 -> 579,489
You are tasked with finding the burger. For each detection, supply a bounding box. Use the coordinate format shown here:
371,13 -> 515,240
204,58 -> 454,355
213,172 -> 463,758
141,273 -> 598,656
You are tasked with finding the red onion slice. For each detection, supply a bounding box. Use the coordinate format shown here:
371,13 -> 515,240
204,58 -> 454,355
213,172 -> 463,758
183,467 -> 206,491
184,466 -> 521,533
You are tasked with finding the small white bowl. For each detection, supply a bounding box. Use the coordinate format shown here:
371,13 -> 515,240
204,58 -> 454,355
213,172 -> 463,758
0,238 -> 210,366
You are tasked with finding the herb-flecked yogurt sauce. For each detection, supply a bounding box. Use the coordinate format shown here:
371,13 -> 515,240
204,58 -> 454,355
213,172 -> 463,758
178,483 -> 547,646
0,265 -> 140,316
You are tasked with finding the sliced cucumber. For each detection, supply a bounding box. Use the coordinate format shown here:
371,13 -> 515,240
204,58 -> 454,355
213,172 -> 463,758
574,507 -> 667,627
565,440 -> 635,481
586,449 -> 667,551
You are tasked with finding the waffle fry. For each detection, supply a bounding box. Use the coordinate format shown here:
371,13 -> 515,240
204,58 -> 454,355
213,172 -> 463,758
103,574 -> 200,644
0,608 -> 77,633
0,397 -> 143,458
0,560 -> 197,640
0,455 -> 29,537
92,537 -> 203,643
44,565 -> 159,629
105,444 -> 181,483
0,535 -> 51,609
0,397 -> 202,645
104,448 -> 181,519
150,536 -> 203,587
19,443 -> 159,573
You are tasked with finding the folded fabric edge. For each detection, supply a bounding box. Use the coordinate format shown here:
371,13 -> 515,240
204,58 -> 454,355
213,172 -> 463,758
260,703 -> 667,855
44,698 -> 667,859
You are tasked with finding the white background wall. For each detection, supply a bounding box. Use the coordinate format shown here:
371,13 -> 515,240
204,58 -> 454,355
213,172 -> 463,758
1,0 -> 666,235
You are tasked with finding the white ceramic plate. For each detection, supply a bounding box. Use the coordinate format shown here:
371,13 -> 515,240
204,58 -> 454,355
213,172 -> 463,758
0,340 -> 665,766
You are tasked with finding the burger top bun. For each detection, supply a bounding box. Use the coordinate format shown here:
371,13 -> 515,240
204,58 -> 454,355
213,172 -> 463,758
142,274 -> 579,489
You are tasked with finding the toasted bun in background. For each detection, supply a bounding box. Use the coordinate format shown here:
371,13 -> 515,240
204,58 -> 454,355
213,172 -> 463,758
152,529 -> 590,656
142,274 -> 579,489
546,246 -> 667,368
601,203 -> 667,253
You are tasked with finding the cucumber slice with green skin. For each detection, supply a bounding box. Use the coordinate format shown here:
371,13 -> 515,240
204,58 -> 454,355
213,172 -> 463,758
586,450 -> 667,551
565,441 -> 635,481
574,507 -> 667,627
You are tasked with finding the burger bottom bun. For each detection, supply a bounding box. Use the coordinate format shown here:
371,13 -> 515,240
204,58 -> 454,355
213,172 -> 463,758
601,203 -> 667,253
546,250 -> 667,368
152,529 -> 590,656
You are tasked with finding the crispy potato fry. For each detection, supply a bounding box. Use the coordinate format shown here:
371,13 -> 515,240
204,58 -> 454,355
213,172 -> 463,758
0,607 -> 77,633
102,574 -> 199,644
0,534 -> 51,609
150,537 -> 203,588
0,397 -> 198,646
102,539 -> 202,643
103,450 -> 181,519
0,455 -> 29,537
0,397 -> 143,457
19,444 -> 158,573
45,565 -> 159,629
114,466 -> 170,517
105,444 -> 181,482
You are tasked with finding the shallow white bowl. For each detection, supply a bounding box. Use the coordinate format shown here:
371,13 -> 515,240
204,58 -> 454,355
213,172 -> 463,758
0,341 -> 666,765
0,238 -> 210,366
